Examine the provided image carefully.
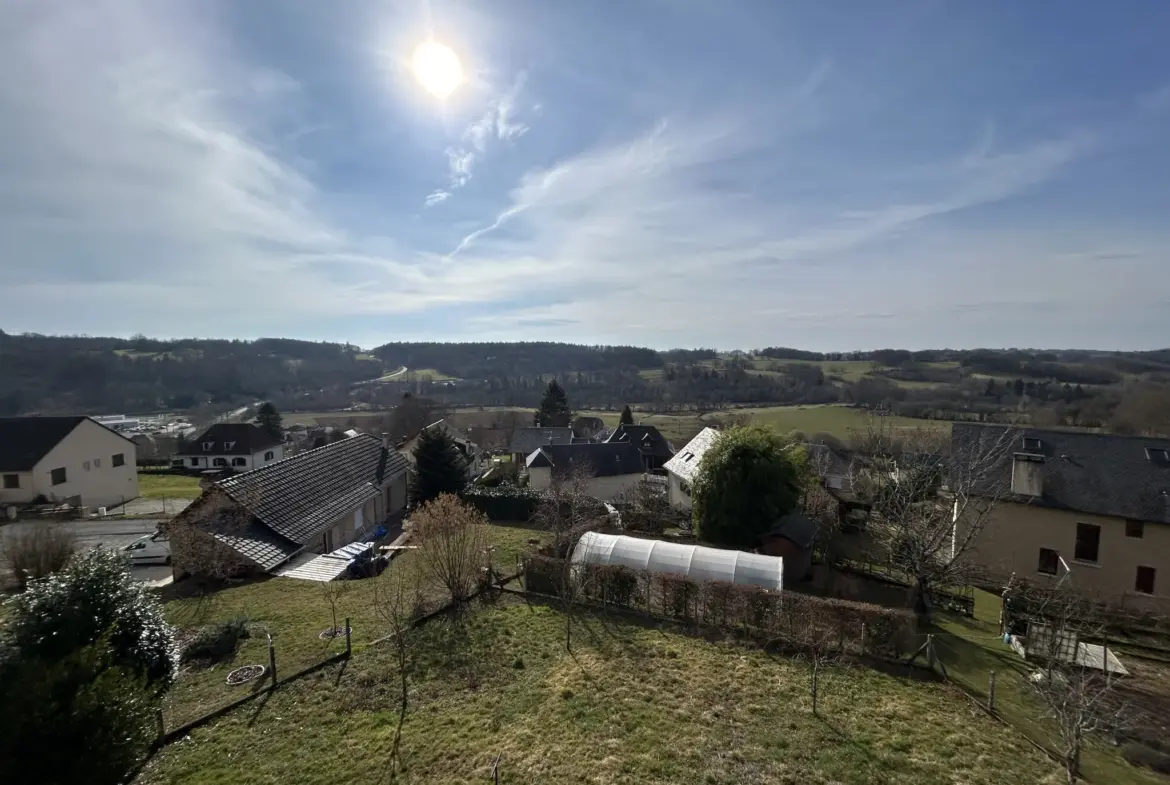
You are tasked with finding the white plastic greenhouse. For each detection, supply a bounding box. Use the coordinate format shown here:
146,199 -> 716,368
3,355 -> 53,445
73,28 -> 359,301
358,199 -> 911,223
570,531 -> 783,590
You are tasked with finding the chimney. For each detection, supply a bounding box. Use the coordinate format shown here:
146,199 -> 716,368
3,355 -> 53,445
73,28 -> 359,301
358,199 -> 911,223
381,431 -> 390,449
1011,454 -> 1043,497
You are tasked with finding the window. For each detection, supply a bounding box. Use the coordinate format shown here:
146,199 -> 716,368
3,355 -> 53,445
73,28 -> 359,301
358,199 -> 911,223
93,458 -> 101,468
212,458 -> 227,467
1136,566 -> 1156,595
112,453 -> 125,468
202,442 -> 214,452
1074,523 -> 1101,563
232,457 -> 246,467
50,467 -> 67,486
1038,548 -> 1059,575
1145,448 -> 1170,464
1126,519 -> 1144,539
223,441 -> 236,451
1022,436 -> 1043,451
190,457 -> 200,467
2,474 -> 18,489
264,451 -> 275,461
83,460 -> 91,471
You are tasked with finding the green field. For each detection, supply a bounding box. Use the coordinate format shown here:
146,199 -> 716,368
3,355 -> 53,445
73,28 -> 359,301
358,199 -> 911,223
137,472 -> 203,500
140,536 -> 1062,784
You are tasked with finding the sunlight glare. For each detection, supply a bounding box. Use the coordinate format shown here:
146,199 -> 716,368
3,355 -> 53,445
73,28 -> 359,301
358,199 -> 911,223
411,40 -> 464,99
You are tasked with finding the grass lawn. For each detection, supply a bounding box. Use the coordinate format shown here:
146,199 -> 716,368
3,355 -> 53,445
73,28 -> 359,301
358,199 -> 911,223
140,589 -> 1062,785
404,368 -> 457,382
138,472 -> 204,500
158,522 -> 545,730
933,589 -> 1162,785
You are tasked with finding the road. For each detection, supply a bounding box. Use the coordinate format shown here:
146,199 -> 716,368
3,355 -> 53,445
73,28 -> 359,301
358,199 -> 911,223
354,366 -> 408,385
1,518 -> 173,583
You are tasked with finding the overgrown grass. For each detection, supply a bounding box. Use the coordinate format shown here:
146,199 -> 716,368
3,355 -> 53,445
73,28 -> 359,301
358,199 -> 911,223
139,595 -> 1063,785
933,589 -> 1163,785
158,523 -> 544,729
137,472 -> 203,500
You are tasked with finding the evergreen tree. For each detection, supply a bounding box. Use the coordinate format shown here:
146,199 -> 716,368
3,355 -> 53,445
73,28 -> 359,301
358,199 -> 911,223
692,426 -> 803,548
254,402 -> 283,441
619,404 -> 634,425
410,427 -> 467,505
535,380 -> 572,427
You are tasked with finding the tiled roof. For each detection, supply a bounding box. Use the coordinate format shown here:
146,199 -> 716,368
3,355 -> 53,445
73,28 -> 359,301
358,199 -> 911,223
180,423 -> 282,456
606,425 -> 675,460
663,427 -> 721,483
951,423 -> 1170,523
527,442 -> 645,477
509,427 -> 576,454
0,416 -> 131,472
211,523 -> 301,571
216,434 -> 409,545
768,513 -> 819,550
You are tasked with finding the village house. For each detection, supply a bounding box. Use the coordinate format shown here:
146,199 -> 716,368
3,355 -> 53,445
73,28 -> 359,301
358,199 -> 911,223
953,423 -> 1170,612
0,416 -> 138,510
165,434 -> 409,578
663,427 -> 720,510
508,426 -> 577,463
605,424 -> 675,472
172,423 -> 284,472
525,442 -> 646,501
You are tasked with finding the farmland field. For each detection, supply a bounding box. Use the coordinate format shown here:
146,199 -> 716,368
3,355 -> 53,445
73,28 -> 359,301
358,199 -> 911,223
137,472 -> 203,499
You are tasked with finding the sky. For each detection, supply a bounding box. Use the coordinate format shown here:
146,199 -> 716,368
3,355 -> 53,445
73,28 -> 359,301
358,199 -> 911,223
2,0 -> 1169,352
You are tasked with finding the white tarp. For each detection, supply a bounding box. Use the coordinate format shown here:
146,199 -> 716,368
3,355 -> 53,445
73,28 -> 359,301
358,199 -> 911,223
570,531 -> 782,590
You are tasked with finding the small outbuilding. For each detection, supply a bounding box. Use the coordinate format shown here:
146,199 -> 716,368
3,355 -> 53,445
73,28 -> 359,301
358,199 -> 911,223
571,531 -> 783,590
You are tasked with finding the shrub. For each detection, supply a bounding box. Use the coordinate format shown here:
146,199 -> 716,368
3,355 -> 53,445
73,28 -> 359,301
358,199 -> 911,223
180,617 -> 251,664
522,554 -> 564,595
460,485 -> 547,521
2,524 -> 75,590
661,575 -> 697,621
1122,743 -> 1170,775
413,494 -> 489,603
585,564 -> 640,608
0,641 -> 159,785
3,548 -> 177,688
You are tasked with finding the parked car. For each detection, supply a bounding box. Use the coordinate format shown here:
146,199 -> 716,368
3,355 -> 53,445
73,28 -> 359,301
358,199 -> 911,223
123,531 -> 170,565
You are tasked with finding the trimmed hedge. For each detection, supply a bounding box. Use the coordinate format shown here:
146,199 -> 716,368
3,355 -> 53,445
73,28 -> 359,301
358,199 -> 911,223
521,556 -> 916,659
460,486 -> 547,521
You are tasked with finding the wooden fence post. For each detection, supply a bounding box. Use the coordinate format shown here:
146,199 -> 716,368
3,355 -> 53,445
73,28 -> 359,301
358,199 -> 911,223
987,670 -> 996,711
156,707 -> 166,739
268,634 -> 277,687
491,752 -> 501,785
345,616 -> 352,656
926,634 -> 935,670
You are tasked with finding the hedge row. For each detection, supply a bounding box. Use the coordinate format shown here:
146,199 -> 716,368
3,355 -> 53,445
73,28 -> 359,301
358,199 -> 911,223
459,486 -> 547,521
522,556 -> 916,659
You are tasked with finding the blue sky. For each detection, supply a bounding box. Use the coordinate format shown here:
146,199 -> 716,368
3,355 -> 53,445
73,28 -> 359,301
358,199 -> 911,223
2,1 -> 1169,351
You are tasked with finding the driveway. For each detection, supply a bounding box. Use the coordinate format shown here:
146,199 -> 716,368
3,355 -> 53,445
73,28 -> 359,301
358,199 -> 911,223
1,518 -> 173,584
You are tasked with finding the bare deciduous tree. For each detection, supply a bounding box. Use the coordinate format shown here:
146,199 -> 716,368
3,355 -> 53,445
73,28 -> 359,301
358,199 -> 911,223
533,461 -> 600,651
373,568 -> 425,781
849,418 -> 1016,618
412,494 -> 489,605
1007,579 -> 1129,785
614,478 -> 674,534
1,524 -> 76,590
319,578 -> 350,638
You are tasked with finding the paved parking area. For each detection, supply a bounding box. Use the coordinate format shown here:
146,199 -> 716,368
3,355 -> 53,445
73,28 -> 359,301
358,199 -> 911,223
1,518 -> 172,584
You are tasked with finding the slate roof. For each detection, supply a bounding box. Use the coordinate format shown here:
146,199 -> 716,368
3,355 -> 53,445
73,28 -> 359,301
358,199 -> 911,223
951,423 -> 1170,524
768,513 -> 819,550
606,425 -> 675,460
179,423 -> 282,456
509,427 -> 576,454
806,443 -> 853,477
0,416 -> 131,472
663,427 -> 720,483
215,433 -> 409,546
211,522 -> 301,571
526,442 -> 645,477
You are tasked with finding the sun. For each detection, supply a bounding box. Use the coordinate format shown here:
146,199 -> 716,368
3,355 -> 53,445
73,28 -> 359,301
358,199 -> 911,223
411,40 -> 464,99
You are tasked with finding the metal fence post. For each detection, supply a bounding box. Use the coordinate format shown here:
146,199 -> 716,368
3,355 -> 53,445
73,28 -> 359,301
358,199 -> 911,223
988,670 -> 996,711
268,634 -> 277,687
156,707 -> 166,739
345,616 -> 352,656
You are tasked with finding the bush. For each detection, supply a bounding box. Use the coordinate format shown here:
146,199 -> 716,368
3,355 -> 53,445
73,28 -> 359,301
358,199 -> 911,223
461,485 -> 547,521
583,564 -> 640,608
181,617 -> 251,664
3,548 -> 177,687
2,525 -> 75,590
522,554 -> 564,595
0,641 -> 159,785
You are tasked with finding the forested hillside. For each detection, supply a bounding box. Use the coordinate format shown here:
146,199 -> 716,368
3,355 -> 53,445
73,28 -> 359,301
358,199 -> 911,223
3,329 -> 1170,436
